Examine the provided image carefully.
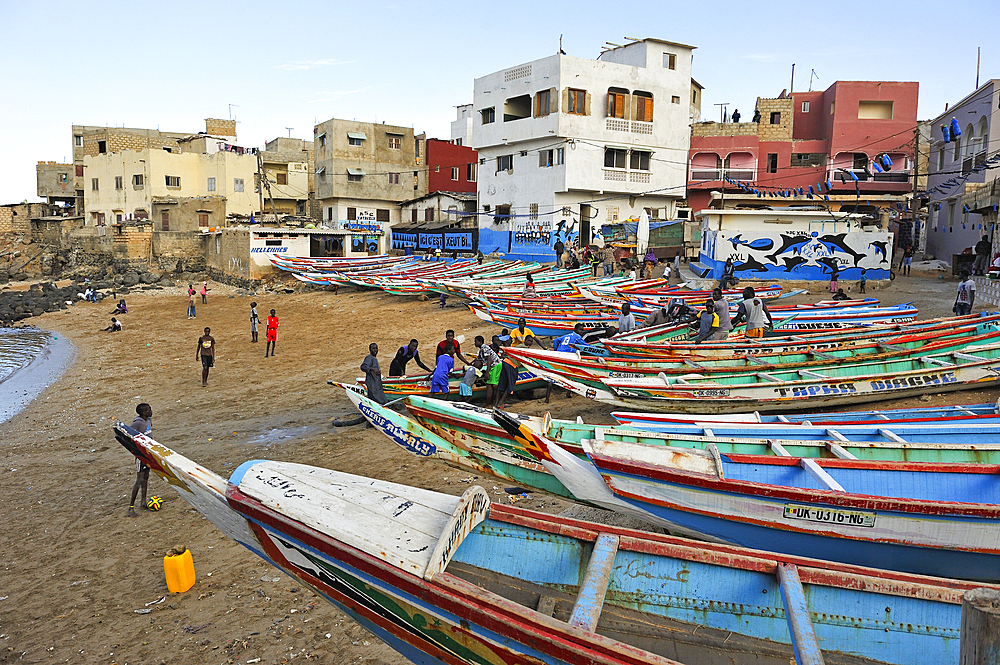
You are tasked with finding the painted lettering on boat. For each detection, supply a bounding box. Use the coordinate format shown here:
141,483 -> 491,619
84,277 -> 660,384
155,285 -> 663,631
608,371 -> 644,379
253,472 -> 306,499
783,504 -> 876,528
870,372 -> 957,392
431,490 -> 490,574
774,383 -> 857,398
358,403 -> 436,456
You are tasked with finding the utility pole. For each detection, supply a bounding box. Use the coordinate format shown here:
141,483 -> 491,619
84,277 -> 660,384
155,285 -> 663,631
976,47 -> 981,89
790,63 -> 795,94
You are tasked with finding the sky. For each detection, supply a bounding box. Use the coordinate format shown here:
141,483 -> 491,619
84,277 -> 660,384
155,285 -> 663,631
1,0 -> 997,204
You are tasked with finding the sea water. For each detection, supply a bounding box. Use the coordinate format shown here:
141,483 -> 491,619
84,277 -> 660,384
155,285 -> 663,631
0,328 -> 76,424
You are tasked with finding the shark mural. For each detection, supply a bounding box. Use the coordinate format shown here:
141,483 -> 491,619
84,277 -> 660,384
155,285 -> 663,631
700,228 -> 894,282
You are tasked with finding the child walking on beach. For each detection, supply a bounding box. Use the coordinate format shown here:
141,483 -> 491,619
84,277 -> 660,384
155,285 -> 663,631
265,309 -> 279,357
127,403 -> 152,517
186,293 -> 196,319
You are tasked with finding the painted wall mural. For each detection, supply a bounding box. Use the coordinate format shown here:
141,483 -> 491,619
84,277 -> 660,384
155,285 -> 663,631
700,229 -> 894,281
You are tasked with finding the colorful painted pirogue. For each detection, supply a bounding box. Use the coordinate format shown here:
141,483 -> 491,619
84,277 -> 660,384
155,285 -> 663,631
490,409 -> 1000,582
114,420 -> 1000,665
521,339 -> 1000,413
348,369 -> 546,400
504,325 -> 1000,383
612,401 -> 1000,427
596,313 -> 1000,359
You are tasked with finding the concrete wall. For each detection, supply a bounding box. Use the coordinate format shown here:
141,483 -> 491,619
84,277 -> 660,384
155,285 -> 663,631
36,162 -> 75,203
150,196 -> 227,233
0,203 -> 54,234
426,139 -> 477,194
151,231 -> 205,272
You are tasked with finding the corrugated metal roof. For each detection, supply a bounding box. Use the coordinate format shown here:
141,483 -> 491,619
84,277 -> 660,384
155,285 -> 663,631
347,132 -> 367,140
347,168 -> 366,176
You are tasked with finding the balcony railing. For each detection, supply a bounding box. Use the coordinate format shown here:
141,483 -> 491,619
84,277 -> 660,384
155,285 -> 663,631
691,169 -> 722,181
606,118 -> 629,132
603,169 -> 627,182
725,168 -> 755,180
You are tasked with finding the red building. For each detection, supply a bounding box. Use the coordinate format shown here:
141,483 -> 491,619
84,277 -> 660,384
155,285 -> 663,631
688,81 -> 918,213
426,138 -> 478,195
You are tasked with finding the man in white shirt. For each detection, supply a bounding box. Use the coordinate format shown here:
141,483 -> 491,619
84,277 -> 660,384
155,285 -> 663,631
955,271 -> 976,316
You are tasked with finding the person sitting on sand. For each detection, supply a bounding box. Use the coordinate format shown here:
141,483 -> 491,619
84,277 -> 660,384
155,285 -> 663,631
127,403 -> 153,517
104,317 -> 122,332
111,299 -> 127,315
832,288 -> 850,301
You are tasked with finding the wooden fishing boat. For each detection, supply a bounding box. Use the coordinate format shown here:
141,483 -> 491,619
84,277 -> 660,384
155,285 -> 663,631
354,369 -> 546,399
613,401 -> 1000,427
114,420 -> 1000,665
595,313 -> 1000,360
522,341 -> 1000,413
505,327 -> 1000,384
491,410 -> 1000,581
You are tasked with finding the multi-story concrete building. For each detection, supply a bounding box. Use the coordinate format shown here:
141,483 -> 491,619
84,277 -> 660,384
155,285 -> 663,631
426,138 -> 477,196
82,134 -> 258,232
471,38 -> 697,261
925,80 -> 1000,266
312,118 -> 427,254
451,105 -> 474,146
36,162 -> 76,209
259,137 -> 315,218
687,82 -> 919,229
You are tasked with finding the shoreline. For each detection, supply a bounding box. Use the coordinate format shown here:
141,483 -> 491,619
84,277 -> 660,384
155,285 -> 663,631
0,329 -> 76,425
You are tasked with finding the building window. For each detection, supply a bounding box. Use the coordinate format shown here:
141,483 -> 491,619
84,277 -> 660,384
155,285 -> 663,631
535,89 -> 551,117
466,162 -> 477,182
454,138 -> 463,146
937,147 -> 945,171
766,153 -> 778,174
76,165 -> 84,177
165,175 -> 181,188
347,131 -> 367,146
425,207 -> 435,222
634,91 -> 653,121
606,205 -> 619,222
568,89 -> 586,115
91,178 -> 99,191
954,136 -> 962,162
377,209 -> 389,224
114,176 -> 123,190
348,136 -> 362,146
198,213 -> 209,227
414,138 -> 421,158
529,203 -> 538,220
131,174 -> 143,188
496,154 -> 513,172
770,112 -> 781,124
692,88 -> 699,105
115,213 -> 123,223
317,133 -> 327,148
411,208 -> 418,222
607,88 -> 628,119
830,102 -> 835,115
347,169 -> 364,182
790,153 -> 827,168
58,172 -> 68,183
671,96 -> 680,105
556,147 -> 565,165
604,147 -> 627,169
801,101 -> 811,113
161,211 -> 169,231
629,150 -> 651,171
233,178 -> 244,192
503,95 -> 531,122
480,107 -> 495,124
388,136 -> 401,150
539,149 -> 553,167
388,172 -> 400,185
451,166 -> 459,181
495,204 -> 511,220
326,207 -> 333,221
98,141 -> 107,154
858,101 -> 893,120
74,135 -> 83,147
276,172 -> 287,185
663,53 -> 676,70
347,207 -> 357,220
207,177 -> 216,192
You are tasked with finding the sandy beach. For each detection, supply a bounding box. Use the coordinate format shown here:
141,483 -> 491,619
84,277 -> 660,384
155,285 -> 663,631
1,272 -> 995,664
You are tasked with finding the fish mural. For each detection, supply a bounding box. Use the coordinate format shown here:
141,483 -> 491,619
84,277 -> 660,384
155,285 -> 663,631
817,233 -> 866,267
728,234 -> 774,251
765,234 -> 813,263
700,228 -> 893,282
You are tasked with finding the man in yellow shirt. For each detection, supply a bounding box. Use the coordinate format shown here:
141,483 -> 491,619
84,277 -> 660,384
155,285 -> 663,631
510,317 -> 547,349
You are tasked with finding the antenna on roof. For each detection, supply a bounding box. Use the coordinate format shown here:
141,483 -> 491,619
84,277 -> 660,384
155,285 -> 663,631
285,127 -> 294,138
559,34 -> 565,55
808,69 -> 819,92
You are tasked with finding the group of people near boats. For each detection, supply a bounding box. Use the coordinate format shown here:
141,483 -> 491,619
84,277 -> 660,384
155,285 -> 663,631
552,238 -> 672,280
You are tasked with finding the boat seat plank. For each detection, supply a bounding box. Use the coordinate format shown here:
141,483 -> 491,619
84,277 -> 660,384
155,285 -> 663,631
777,563 -> 825,665
568,533 -> 620,632
875,413 -> 891,420
952,352 -> 982,363
744,355 -> 769,366
683,359 -> 705,370
702,428 -> 715,439
921,356 -> 956,368
806,349 -> 837,360
756,372 -> 782,383
776,415 -> 791,423
826,442 -> 858,460
878,429 -> 908,444
825,428 -> 849,442
879,342 -> 904,351
959,408 -> 979,416
800,458 -> 846,492
798,370 -> 829,379
768,440 -> 793,457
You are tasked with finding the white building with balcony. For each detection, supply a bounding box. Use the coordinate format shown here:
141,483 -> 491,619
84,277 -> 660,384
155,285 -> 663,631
471,38 -> 697,261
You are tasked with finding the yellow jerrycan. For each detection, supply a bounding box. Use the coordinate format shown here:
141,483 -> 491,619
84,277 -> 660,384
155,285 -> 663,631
163,545 -> 196,593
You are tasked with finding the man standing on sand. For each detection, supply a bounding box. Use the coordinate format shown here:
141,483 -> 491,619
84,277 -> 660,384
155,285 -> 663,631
361,343 -> 387,405
265,309 -> 279,357
436,329 -> 471,365
197,327 -> 216,387
553,238 -> 565,268
955,271 -> 976,316
127,403 -> 153,517
389,339 -> 432,377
